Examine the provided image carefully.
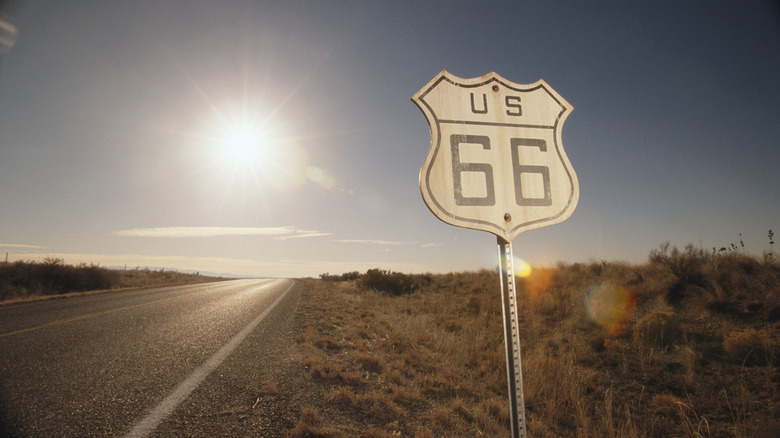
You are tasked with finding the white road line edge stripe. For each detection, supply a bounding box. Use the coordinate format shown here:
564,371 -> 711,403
123,279 -> 295,438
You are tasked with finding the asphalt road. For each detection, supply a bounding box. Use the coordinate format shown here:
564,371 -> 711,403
0,279 -> 303,437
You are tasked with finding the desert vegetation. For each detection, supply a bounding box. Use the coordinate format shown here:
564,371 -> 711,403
0,258 -> 224,303
290,243 -> 779,437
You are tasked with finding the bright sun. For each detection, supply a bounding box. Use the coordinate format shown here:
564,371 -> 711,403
200,102 -> 310,191
220,123 -> 267,166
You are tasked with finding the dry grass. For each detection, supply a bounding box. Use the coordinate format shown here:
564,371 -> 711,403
113,267 -> 225,289
0,260 -> 225,304
633,311 -> 684,348
288,247 -> 779,437
722,328 -> 774,366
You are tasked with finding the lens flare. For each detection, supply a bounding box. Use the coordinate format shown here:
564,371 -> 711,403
515,257 -> 533,278
306,166 -> 335,190
523,266 -> 554,298
584,283 -> 636,336
505,256 -> 555,299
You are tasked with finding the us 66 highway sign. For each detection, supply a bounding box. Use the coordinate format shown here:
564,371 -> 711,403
413,70 -> 579,242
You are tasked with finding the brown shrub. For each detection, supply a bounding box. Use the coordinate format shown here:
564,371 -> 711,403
416,373 -> 458,399
384,367 -> 404,385
0,259 -> 122,299
648,243 -> 707,288
633,311 -> 683,348
307,359 -> 363,385
472,397 -> 509,436
324,386 -> 357,407
477,397 -> 507,423
355,352 -> 382,373
313,337 -> 341,351
413,427 -> 435,438
298,406 -> 321,425
288,405 -> 343,438
358,390 -> 403,420
449,398 -> 474,422
390,385 -> 422,406
431,405 -> 453,427
358,269 -> 431,295
652,394 -> 683,413
441,319 -> 462,332
722,329 -> 773,366
288,419 -> 340,438
465,294 -> 482,314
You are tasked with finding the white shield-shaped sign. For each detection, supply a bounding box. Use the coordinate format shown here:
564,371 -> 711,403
413,70 -> 579,242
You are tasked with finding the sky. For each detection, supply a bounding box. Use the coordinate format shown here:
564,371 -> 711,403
0,1 -> 778,278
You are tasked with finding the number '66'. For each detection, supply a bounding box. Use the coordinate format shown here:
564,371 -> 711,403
450,134 -> 552,208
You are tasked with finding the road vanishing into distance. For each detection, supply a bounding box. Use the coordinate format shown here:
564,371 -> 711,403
0,279 -> 302,437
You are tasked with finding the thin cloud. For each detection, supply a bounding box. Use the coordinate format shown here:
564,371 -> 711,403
275,231 -> 333,240
0,243 -> 45,249
336,240 -> 442,248
113,226 -> 328,238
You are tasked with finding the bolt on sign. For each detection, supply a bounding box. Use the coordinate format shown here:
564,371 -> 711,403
413,70 -> 579,438
413,70 -> 579,242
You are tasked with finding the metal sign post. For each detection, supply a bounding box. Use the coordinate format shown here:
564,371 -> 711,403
413,70 -> 578,436
497,236 -> 527,438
